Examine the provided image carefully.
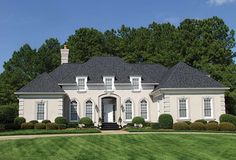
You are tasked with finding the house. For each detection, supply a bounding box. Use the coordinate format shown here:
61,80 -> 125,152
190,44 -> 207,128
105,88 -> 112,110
15,45 -> 228,128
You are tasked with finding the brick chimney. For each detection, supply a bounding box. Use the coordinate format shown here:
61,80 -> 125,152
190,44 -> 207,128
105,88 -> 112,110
60,45 -> 69,64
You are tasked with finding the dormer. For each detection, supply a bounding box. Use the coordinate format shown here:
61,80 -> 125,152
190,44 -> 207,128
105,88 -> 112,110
130,76 -> 142,91
76,76 -> 88,92
103,76 -> 115,91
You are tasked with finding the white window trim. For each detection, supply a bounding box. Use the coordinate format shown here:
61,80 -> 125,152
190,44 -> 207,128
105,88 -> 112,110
130,76 -> 142,91
69,100 -> 79,122
124,99 -> 134,122
76,76 -> 88,92
103,76 -> 115,91
178,98 -> 189,120
35,101 -> 47,121
85,100 -> 94,122
140,99 -> 149,121
203,97 -> 214,119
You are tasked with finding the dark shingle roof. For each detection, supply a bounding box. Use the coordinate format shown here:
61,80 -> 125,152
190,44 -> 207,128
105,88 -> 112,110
17,72 -> 64,93
51,56 -> 167,83
17,57 -> 226,93
154,62 -> 225,90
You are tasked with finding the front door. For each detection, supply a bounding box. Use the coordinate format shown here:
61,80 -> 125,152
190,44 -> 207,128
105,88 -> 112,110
103,103 -> 114,122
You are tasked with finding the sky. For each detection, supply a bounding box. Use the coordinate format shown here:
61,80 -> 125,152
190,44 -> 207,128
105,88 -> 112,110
0,0 -> 236,73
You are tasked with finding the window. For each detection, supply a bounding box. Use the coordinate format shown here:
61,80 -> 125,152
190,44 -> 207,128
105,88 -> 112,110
37,103 -> 45,120
178,98 -> 188,119
130,76 -> 141,91
70,101 -> 78,121
140,99 -> 148,120
76,77 -> 87,91
204,98 -> 212,118
125,100 -> 133,120
103,76 -> 114,91
85,100 -> 93,120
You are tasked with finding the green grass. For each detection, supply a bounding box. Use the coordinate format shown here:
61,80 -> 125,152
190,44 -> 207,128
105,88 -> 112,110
0,128 -> 100,136
0,134 -> 235,160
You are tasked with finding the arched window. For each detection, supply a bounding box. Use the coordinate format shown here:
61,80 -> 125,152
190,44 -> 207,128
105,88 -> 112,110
85,100 -> 93,120
140,99 -> 148,120
70,100 -> 78,121
125,100 -> 133,121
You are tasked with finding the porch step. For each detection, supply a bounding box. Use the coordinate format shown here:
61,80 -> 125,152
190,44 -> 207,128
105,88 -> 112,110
101,123 -> 120,130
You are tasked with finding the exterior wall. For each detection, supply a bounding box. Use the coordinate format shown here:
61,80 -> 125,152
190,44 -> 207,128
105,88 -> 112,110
18,95 -> 64,122
158,92 -> 225,122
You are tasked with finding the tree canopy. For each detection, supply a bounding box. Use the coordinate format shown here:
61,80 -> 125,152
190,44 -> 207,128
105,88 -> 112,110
0,16 -> 235,114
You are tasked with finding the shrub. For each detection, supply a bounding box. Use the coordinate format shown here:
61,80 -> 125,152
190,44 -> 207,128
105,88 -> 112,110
208,120 -> 218,124
132,117 -> 145,125
68,122 -> 78,128
14,117 -> 26,126
29,120 -> 39,124
184,121 -> 192,125
127,123 -> 134,127
219,114 -> 236,126
145,122 -> 152,127
195,119 -> 207,124
219,122 -> 236,131
55,117 -> 68,125
4,123 -> 20,130
34,123 -> 46,129
79,117 -> 93,128
190,122 -> 206,130
58,124 -> 67,130
42,120 -> 51,124
173,122 -> 189,130
158,114 -> 173,129
0,104 -> 18,124
0,124 -> 5,131
21,123 -> 34,129
151,123 -> 160,129
206,123 -> 219,131
46,123 -> 58,130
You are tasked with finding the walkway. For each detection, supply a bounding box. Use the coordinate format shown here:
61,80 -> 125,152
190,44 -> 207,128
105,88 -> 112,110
0,130 -> 235,141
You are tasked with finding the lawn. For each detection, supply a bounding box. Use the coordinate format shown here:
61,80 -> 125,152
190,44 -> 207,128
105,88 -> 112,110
0,128 -> 100,136
0,134 -> 235,160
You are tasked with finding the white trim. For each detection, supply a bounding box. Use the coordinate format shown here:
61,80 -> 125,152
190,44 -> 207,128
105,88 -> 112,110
177,97 -> 189,120
76,76 -> 88,92
103,76 -> 115,91
130,76 -> 142,91
202,97 -> 214,119
69,99 -> 79,122
84,99 -> 95,122
58,83 -> 159,86
157,100 -> 160,121
139,98 -> 149,121
15,92 -> 65,95
35,101 -> 47,121
124,99 -> 134,122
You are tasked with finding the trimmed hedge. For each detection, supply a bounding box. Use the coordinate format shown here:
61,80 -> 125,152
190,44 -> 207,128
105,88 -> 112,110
195,119 -> 207,124
79,117 -> 93,128
219,114 -> 236,126
173,122 -> 189,130
151,123 -> 160,129
4,123 -> 20,130
14,117 -> 26,126
190,122 -> 206,130
58,124 -> 67,130
29,120 -> 39,124
42,120 -> 51,124
132,117 -> 145,125
68,122 -> 78,128
34,123 -> 46,129
21,123 -> 34,129
219,122 -> 236,131
184,121 -> 192,125
46,123 -> 58,130
0,124 -> 5,131
159,114 -> 173,129
208,120 -> 218,124
206,123 -> 219,131
126,123 -> 134,127
55,117 -> 67,125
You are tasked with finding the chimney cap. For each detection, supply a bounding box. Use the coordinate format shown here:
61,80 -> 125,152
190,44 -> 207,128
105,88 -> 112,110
63,44 -> 68,49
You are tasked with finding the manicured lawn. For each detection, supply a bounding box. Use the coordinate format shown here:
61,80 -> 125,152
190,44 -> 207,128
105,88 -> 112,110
0,128 -> 100,136
0,134 -> 235,160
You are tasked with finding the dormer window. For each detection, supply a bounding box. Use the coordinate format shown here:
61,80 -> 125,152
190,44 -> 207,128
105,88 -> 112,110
130,76 -> 141,91
76,76 -> 87,91
103,76 -> 115,91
